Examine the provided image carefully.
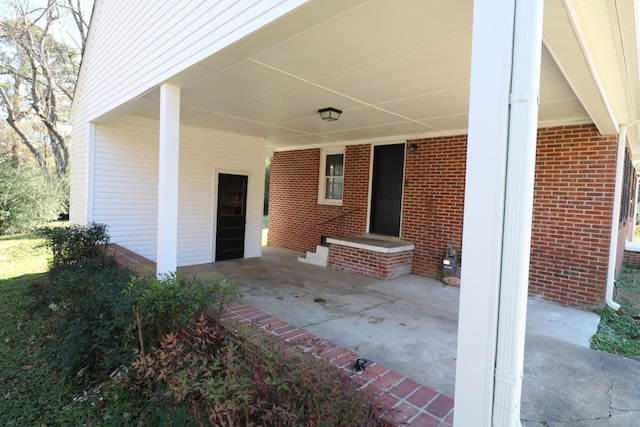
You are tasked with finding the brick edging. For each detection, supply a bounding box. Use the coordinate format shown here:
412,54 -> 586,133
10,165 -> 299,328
221,302 -> 454,427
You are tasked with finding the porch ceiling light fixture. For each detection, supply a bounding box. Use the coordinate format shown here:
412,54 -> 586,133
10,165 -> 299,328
318,107 -> 342,121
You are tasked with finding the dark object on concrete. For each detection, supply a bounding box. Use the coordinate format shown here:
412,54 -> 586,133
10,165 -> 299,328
353,357 -> 367,374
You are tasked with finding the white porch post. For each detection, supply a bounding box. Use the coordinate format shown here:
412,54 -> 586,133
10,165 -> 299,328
156,83 -> 180,277
454,1 -> 543,426
85,122 -> 95,224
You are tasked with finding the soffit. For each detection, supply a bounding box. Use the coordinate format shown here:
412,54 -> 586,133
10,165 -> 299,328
123,0 -> 631,151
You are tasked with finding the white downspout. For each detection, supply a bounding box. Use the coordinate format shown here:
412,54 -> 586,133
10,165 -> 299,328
605,123 -> 638,310
634,175 -> 639,242
492,0 -> 543,426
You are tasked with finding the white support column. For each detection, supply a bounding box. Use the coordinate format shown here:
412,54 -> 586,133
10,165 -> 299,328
454,1 -> 543,426
493,1 -> 544,426
85,122 -> 96,225
156,83 -> 180,277
454,2 -> 516,424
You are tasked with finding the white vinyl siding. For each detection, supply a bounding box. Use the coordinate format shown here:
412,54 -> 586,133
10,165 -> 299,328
92,117 -> 159,261
69,123 -> 89,224
178,125 -> 267,265
72,0 -> 308,124
91,115 -> 266,266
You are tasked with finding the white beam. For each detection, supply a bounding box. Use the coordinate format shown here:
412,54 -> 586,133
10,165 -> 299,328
156,83 -> 180,277
542,0 -> 617,135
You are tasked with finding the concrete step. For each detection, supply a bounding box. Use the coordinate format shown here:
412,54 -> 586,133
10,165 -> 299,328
297,245 -> 328,267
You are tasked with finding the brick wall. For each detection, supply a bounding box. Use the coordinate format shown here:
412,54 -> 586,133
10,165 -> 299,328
529,125 -> 617,307
269,124 -> 623,308
401,135 -> 467,278
624,248 -> 640,267
619,152 -> 638,269
268,145 -> 370,253
617,224 -> 629,274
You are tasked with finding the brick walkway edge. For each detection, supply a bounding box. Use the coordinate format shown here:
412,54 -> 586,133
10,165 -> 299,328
222,302 -> 454,427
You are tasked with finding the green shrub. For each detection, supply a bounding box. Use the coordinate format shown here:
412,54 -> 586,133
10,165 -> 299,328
38,223 -> 238,383
39,222 -> 110,270
0,161 -> 66,235
125,273 -> 238,352
121,316 -> 389,427
47,261 -> 136,380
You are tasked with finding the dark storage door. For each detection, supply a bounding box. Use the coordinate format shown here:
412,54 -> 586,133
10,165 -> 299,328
216,174 -> 248,261
369,144 -> 405,236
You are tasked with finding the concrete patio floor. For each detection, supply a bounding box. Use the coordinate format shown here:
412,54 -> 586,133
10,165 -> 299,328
179,246 -> 640,426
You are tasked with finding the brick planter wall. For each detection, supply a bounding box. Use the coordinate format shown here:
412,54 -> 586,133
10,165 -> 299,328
327,244 -> 413,280
269,124 -> 624,308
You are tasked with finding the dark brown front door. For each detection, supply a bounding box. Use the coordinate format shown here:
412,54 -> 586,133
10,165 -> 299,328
216,173 -> 247,261
369,144 -> 405,236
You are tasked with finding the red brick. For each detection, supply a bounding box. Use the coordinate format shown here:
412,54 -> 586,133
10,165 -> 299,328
391,378 -> 421,399
384,402 -> 420,425
319,347 -> 349,361
406,412 -> 440,427
425,393 -> 454,418
280,329 -> 307,340
407,385 -> 438,408
371,370 -> 404,391
272,324 -> 297,335
360,363 -> 388,382
333,351 -> 359,369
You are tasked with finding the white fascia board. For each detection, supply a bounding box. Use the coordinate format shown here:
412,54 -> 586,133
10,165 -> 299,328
542,0 -> 618,135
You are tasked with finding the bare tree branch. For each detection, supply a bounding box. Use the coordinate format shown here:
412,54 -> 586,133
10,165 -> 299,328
0,84 -> 48,172
0,0 -> 88,176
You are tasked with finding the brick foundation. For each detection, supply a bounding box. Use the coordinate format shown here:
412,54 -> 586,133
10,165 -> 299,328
624,248 -> 640,268
327,243 -> 413,280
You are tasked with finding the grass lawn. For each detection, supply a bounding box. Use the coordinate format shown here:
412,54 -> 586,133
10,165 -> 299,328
0,229 -> 51,279
614,265 -> 640,316
590,265 -> 640,360
0,222 -> 99,425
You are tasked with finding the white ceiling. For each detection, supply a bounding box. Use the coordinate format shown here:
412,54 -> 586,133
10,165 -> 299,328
126,0 -> 611,151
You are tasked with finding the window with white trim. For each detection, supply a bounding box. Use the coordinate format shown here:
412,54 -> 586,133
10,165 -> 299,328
318,147 -> 344,205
